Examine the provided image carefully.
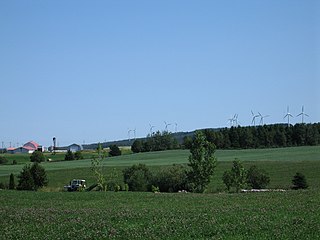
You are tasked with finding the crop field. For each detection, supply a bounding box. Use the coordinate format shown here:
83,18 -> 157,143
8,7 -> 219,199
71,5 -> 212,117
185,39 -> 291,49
0,146 -> 320,239
1,189 -> 320,239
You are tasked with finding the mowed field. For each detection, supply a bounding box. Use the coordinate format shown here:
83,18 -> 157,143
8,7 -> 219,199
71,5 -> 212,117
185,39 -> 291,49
1,146 -> 320,239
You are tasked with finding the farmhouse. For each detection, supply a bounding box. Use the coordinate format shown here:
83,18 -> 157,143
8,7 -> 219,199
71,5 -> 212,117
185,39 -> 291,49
7,141 -> 43,154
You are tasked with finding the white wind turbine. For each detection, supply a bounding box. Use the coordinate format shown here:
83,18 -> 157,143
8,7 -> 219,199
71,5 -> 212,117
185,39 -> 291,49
284,106 -> 294,126
297,106 -> 309,124
164,121 -> 171,131
149,124 -> 156,135
258,112 -> 270,125
127,129 -> 132,141
251,111 -> 260,126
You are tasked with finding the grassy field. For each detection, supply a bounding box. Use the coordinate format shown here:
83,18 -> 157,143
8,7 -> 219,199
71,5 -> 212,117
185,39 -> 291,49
1,189 -> 319,239
0,146 -> 320,239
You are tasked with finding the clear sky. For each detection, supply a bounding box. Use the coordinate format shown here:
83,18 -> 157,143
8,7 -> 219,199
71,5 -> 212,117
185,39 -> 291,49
0,1 -> 319,147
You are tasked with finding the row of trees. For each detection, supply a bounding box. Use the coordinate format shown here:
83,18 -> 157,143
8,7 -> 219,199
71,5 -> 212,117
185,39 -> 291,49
188,123 -> 320,150
131,131 -> 180,153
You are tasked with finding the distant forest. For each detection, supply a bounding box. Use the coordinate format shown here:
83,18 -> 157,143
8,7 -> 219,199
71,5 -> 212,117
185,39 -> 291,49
131,123 -> 320,153
201,123 -> 320,149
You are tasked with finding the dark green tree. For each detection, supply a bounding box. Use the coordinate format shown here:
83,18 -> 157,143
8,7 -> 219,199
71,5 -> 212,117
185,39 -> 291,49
9,173 -> 15,190
131,139 -> 143,153
30,151 -> 46,163
292,172 -> 308,190
109,145 -> 121,157
65,150 -> 75,161
246,165 -> 270,189
30,163 -> 48,190
17,165 -> 35,190
123,164 -> 152,191
187,131 -> 217,193
0,156 -> 8,164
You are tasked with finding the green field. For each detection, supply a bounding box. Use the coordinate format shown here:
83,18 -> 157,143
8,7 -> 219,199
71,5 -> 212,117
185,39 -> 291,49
1,146 -> 320,239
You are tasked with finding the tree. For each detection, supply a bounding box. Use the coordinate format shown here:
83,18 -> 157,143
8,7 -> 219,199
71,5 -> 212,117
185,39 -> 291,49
9,173 -> 15,190
30,163 -> 48,190
30,151 -> 46,163
0,156 -> 8,164
222,170 -> 233,191
109,145 -> 121,157
187,131 -> 217,193
65,150 -> 75,161
17,165 -> 35,190
223,159 -> 247,193
292,172 -> 308,190
246,165 -> 270,189
131,140 -> 143,153
91,143 -> 107,191
123,164 -> 152,191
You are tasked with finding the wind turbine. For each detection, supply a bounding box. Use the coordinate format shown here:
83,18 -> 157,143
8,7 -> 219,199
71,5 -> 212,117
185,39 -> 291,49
164,121 -> 171,131
228,114 -> 238,127
149,124 -> 155,135
127,129 -> 132,141
258,112 -> 270,125
284,106 -> 293,126
297,106 -> 309,124
133,128 -> 136,140
175,123 -> 178,133
251,111 -> 260,126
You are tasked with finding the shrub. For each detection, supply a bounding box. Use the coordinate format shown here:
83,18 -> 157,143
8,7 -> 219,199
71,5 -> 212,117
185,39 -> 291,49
0,156 -> 8,164
74,151 -> 83,160
292,172 -> 308,190
30,151 -> 46,163
109,145 -> 121,157
65,150 -> 75,161
12,159 -> 17,165
152,164 -> 188,192
123,164 -> 152,191
222,159 -> 247,193
246,165 -> 270,189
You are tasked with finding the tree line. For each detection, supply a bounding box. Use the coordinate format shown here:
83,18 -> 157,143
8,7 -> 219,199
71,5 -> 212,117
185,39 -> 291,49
186,123 -> 320,150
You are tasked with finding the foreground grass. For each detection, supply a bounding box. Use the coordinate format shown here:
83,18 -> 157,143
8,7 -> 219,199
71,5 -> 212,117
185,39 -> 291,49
1,190 -> 319,239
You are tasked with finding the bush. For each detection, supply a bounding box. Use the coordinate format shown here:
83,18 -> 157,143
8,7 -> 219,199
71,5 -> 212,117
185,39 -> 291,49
0,156 -> 8,164
292,172 -> 308,190
109,145 -> 121,157
131,140 -> 143,153
123,164 -> 152,191
152,164 -> 189,192
74,151 -> 83,160
246,165 -> 270,189
65,150 -> 75,161
30,151 -> 46,163
12,159 -> 17,165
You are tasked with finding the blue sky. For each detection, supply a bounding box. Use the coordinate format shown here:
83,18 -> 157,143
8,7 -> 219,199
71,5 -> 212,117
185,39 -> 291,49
0,1 -> 319,147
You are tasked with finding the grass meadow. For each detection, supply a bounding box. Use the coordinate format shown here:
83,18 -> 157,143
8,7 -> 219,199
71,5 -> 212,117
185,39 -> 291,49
0,146 -> 320,239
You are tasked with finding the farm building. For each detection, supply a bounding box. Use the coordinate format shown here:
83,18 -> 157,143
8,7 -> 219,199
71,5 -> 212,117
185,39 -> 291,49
68,144 -> 83,153
7,141 -> 43,154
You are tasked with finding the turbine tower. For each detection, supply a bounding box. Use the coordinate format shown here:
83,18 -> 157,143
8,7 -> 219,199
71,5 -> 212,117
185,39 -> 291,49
175,122 -> 178,133
251,111 -> 260,126
133,128 -> 136,140
284,106 -> 293,127
258,112 -> 270,125
297,106 -> 309,124
164,121 -> 171,132
127,129 -> 132,141
149,124 -> 155,135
